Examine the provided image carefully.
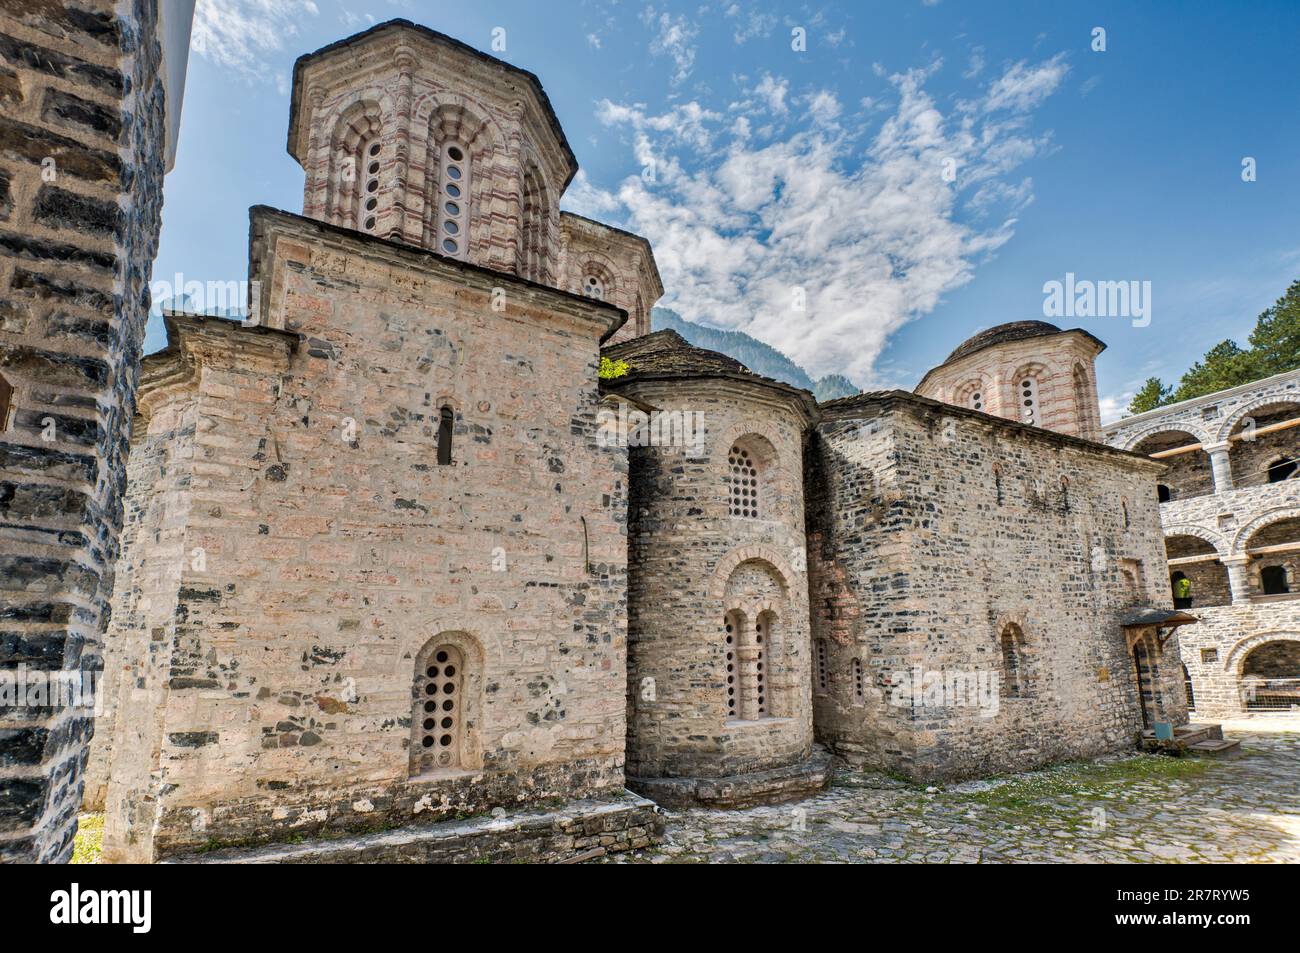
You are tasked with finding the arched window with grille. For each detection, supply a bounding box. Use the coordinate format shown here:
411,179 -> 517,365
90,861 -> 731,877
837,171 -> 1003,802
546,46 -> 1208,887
1017,375 -> 1041,426
433,140 -> 470,259
356,136 -> 382,234
326,102 -> 383,232
723,610 -> 743,719
411,640 -> 467,775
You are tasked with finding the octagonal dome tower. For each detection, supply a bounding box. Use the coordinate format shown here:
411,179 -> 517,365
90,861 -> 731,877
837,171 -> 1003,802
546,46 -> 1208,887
915,321 -> 1107,440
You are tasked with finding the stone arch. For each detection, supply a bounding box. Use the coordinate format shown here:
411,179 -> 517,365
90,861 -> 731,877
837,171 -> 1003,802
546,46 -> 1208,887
709,545 -> 795,600
1223,631 -> 1300,675
1232,507 -> 1300,555
720,558 -> 790,720
1217,394 -> 1300,444
517,149 -> 556,283
415,93 -> 509,256
570,250 -> 619,303
1119,421 -> 1213,452
1163,523 -> 1229,557
325,98 -> 386,230
406,628 -> 486,775
1008,361 -> 1048,426
953,375 -> 990,412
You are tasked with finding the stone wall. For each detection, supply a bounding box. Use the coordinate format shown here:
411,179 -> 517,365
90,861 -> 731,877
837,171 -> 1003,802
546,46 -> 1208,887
808,393 -> 1184,781
99,208 -> 633,861
615,378 -> 816,781
0,0 -> 167,863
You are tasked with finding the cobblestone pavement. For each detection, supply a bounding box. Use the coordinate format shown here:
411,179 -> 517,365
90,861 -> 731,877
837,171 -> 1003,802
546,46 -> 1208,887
608,718 -> 1300,863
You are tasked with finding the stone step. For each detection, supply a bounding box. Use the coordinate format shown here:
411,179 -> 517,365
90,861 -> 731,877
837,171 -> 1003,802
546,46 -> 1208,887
162,791 -> 663,864
1186,739 -> 1242,759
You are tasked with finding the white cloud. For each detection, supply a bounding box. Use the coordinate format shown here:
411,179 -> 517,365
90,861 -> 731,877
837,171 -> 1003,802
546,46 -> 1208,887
587,32 -> 602,49
727,7 -> 778,45
984,54 -> 1069,112
805,90 -> 842,127
963,46 -> 985,79
753,74 -> 789,114
643,7 -> 698,85
193,0 -> 320,81
1099,391 -> 1131,424
572,56 -> 1068,386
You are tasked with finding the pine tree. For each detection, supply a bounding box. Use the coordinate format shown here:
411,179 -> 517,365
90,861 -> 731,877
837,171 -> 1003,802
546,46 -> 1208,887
1246,276 -> 1300,377
1127,377 -> 1172,415
1171,339 -> 1261,402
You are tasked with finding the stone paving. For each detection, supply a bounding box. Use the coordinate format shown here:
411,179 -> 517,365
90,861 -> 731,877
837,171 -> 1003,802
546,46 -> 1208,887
606,718 -> 1300,863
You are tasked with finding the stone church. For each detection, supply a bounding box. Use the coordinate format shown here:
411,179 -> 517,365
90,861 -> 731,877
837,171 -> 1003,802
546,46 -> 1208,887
87,20 -> 1192,863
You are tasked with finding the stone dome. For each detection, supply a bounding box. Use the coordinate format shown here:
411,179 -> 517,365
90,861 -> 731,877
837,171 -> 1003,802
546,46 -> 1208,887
944,320 -> 1063,365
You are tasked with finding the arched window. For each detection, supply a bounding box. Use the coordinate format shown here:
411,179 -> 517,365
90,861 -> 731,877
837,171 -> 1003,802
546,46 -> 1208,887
412,642 -> 465,775
1157,484 -> 1172,503
728,444 -> 760,518
1121,497 -> 1130,528
357,137 -> 382,233
852,657 -> 864,704
582,274 -> 604,300
723,610 -> 743,718
326,102 -> 383,231
999,624 -> 1025,698
436,406 -> 454,466
0,372 -> 12,431
1017,375 -> 1040,426
435,141 -> 470,259
1261,565 -> 1289,595
1268,457 -> 1298,483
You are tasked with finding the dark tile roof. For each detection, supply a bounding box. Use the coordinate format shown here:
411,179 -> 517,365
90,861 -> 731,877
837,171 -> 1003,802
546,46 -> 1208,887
602,330 -> 817,416
945,320 -> 1064,364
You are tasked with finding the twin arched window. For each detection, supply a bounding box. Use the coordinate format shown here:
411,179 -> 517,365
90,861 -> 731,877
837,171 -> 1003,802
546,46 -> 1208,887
723,609 -> 772,720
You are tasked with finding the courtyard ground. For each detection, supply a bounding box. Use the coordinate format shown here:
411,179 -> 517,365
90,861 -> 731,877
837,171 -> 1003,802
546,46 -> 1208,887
606,716 -> 1300,863
73,717 -> 1298,864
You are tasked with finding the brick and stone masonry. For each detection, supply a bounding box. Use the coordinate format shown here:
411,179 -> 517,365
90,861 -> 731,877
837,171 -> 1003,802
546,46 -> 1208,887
0,0 -> 188,863
807,392 -> 1186,780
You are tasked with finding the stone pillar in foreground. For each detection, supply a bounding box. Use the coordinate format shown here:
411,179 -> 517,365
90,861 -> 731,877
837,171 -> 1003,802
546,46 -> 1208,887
0,0 -> 191,863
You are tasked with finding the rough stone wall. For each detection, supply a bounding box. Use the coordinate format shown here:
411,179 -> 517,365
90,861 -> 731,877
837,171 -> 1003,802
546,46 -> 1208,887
809,395 -> 1183,781
915,332 -> 1104,440
0,0 -> 166,863
83,374 -> 198,812
101,209 -> 631,860
617,379 -> 814,780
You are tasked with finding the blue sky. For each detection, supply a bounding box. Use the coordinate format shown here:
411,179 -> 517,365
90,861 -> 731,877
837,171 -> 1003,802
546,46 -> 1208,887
156,0 -> 1300,419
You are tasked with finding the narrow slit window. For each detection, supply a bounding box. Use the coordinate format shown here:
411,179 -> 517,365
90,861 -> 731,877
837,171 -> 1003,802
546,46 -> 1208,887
437,406 -> 453,466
